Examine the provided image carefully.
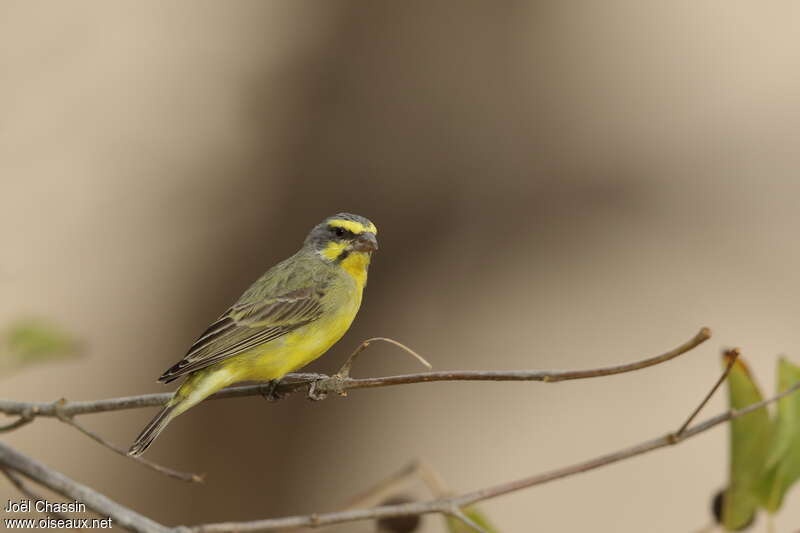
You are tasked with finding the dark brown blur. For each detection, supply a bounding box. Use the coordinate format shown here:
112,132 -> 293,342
3,1 -> 800,531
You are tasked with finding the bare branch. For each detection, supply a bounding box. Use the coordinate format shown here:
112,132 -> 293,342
342,461 -> 423,510
416,460 -> 451,497
0,328 -> 710,419
52,401 -> 203,484
1,468 -> 72,522
0,415 -> 33,432
1,327 -> 793,533
537,327 -> 711,382
341,460 -> 452,514
0,442 -> 170,533
183,375 -> 800,532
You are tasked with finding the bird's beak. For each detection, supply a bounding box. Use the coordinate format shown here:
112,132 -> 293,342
352,232 -> 378,252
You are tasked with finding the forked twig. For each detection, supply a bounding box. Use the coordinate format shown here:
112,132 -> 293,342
309,337 -> 433,400
342,459 -> 452,511
53,400 -> 204,483
337,337 -> 432,379
342,461 -> 424,510
0,415 -> 33,432
675,348 -> 739,438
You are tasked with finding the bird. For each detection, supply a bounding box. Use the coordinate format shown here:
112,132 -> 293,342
128,213 -> 378,456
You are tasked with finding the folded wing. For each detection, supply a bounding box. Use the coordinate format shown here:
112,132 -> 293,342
158,287 -> 324,383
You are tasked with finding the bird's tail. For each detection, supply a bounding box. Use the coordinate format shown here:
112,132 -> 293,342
128,369 -> 237,456
128,402 -> 179,457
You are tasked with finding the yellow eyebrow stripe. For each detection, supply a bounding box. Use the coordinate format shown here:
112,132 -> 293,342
328,219 -> 377,235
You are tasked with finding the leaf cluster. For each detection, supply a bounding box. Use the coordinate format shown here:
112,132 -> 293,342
720,356 -> 800,530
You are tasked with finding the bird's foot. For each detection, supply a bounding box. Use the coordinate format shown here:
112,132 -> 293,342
306,378 -> 328,401
260,379 -> 288,402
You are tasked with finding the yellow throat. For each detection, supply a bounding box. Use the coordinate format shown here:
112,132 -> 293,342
321,241 -> 371,289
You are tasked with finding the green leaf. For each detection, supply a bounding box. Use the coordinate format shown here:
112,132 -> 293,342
2,318 -> 82,373
722,353 -> 772,530
754,357 -> 800,512
444,507 -> 499,533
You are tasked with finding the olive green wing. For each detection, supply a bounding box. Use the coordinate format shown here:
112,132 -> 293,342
158,287 -> 324,383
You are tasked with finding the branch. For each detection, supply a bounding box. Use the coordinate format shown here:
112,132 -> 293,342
53,402 -> 203,483
0,415 -> 33,432
0,441 -> 170,533
0,330 -> 789,533
0,328 -> 710,419
343,460 -> 450,510
0,399 -> 202,484
1,468 -> 71,522
341,461 -> 425,510
182,354 -> 798,533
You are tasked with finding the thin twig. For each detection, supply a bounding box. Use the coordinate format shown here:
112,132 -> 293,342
342,461 -> 423,510
0,328 -> 710,418
337,337 -> 432,379
416,460 -> 451,497
53,401 -> 203,483
0,415 -> 33,432
538,327 -> 711,382
1,467 -> 72,522
342,460 -> 452,512
0,442 -> 170,533
183,378 -> 800,532
675,348 -> 739,438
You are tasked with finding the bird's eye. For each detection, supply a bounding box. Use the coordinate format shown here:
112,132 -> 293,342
333,227 -> 346,238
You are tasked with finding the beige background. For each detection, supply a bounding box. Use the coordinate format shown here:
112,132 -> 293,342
2,1 -> 800,531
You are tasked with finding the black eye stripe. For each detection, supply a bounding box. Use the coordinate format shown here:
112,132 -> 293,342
330,226 -> 357,239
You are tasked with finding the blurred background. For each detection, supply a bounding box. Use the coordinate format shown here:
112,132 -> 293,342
2,1 -> 800,531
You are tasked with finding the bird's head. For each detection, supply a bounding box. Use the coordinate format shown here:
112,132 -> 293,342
306,213 -> 378,264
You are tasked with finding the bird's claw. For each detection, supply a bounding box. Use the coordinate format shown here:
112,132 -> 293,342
260,379 -> 287,402
307,379 -> 328,401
